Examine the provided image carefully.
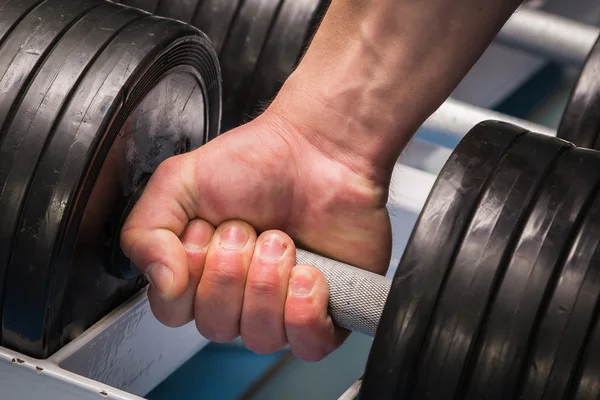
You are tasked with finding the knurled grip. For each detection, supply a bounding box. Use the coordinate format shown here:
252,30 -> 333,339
296,248 -> 392,338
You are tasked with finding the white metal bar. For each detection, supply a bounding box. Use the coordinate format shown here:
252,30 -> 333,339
0,346 -> 143,400
338,378 -> 362,400
49,288 -> 211,397
423,97 -> 557,141
497,8 -> 600,67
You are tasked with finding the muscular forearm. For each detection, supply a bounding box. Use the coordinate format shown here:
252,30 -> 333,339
269,0 -> 524,183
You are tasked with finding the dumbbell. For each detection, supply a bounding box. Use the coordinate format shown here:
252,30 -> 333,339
110,120 -> 600,400
0,0 -> 552,361
115,0 -> 332,131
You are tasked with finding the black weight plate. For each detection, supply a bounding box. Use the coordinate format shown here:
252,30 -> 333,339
118,0 -> 159,14
359,120 -> 527,400
155,0 -> 201,24
190,0 -> 243,55
243,0 -> 322,119
0,0 -> 46,46
2,13 -> 221,358
0,0 -> 102,140
462,146 -> 600,400
516,186 -> 600,400
556,36 -> 600,149
410,133 -> 571,399
569,303 -> 600,399
0,2 -> 144,356
0,0 -> 103,339
219,0 -> 283,131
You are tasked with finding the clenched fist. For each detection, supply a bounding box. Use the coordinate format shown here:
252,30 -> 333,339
120,101 -> 393,361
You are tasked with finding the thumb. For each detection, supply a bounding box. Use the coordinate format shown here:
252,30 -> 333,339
121,154 -> 198,301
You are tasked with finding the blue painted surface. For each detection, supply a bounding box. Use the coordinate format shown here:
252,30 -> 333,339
146,343 -> 288,400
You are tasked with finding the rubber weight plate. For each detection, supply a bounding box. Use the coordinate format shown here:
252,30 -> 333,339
219,0 -> 284,131
1,1 -> 221,358
0,1 -> 145,357
569,295 -> 600,399
118,0 -> 159,14
556,36 -> 600,149
191,0 -> 243,55
0,0 -> 104,341
410,133 -> 571,399
0,0 -> 48,45
462,146 -> 600,400
155,0 -> 201,24
243,0 -> 322,118
359,121 -> 527,400
516,185 -> 600,399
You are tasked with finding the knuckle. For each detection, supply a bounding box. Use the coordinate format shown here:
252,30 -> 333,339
246,273 -> 280,296
205,261 -> 246,288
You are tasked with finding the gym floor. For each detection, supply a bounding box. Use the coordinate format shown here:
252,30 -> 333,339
142,60 -> 577,399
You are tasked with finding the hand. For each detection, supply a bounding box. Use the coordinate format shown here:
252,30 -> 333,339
121,107 -> 393,361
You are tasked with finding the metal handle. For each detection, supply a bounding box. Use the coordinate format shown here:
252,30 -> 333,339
296,248 -> 391,338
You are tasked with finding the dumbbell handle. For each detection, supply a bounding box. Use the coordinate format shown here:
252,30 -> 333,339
296,248 -> 391,338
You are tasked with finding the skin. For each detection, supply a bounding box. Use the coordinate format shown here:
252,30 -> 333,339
121,0 -> 525,361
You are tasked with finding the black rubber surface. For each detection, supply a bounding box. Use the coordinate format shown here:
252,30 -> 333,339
154,0 -> 201,24
463,146 -> 600,400
0,1 -> 144,357
516,185 -> 600,400
0,0 -> 47,45
243,0 -> 322,119
410,133 -> 571,399
0,0 -> 103,345
118,0 -> 159,14
1,3 -> 221,358
359,121 -> 527,400
556,37 -> 600,149
191,0 -> 243,55
219,0 -> 284,131
569,298 -> 600,399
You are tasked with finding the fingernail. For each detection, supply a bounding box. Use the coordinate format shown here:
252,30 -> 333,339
290,268 -> 314,297
219,224 -> 249,249
145,262 -> 173,299
258,233 -> 287,259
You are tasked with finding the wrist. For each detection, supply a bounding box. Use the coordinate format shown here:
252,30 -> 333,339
266,0 -> 523,180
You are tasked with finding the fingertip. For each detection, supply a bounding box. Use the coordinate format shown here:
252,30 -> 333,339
284,264 -> 348,361
288,264 -> 321,299
182,219 -> 214,254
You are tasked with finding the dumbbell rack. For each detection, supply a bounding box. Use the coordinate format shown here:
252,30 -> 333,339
1,2 -> 600,400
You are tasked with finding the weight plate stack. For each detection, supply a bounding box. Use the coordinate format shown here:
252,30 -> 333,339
517,187 -> 600,399
114,0 -> 330,130
218,0 -> 285,132
410,133 -> 572,399
242,0 -> 328,120
191,0 -> 244,55
556,36 -> 600,149
118,0 -> 160,14
462,147 -> 600,400
154,0 -> 202,24
0,0 -> 221,359
360,120 -> 528,399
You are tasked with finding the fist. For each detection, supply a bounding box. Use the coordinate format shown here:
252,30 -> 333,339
121,110 -> 391,361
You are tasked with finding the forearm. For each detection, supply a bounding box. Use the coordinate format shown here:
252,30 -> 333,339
269,0 -> 524,182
